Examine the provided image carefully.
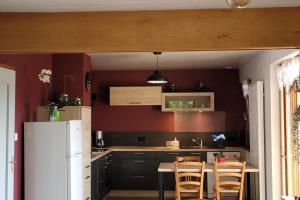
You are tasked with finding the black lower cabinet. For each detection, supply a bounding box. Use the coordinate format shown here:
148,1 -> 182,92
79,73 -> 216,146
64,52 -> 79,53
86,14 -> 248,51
91,161 -> 98,200
92,150 -> 207,195
91,154 -> 112,200
111,151 -> 162,190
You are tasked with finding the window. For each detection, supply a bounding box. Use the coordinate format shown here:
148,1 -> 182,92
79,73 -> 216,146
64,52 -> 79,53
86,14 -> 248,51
278,55 -> 300,196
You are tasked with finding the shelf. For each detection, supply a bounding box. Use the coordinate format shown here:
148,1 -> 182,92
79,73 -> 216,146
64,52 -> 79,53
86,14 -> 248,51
161,92 -> 214,112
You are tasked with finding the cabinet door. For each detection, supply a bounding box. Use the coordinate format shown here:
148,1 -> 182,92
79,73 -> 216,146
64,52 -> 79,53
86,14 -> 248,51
98,157 -> 109,200
105,154 -> 112,190
91,161 -> 98,200
110,86 -> 162,106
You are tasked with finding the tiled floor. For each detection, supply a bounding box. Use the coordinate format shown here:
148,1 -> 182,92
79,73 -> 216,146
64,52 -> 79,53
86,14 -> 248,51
105,190 -> 212,200
106,198 -> 160,200
106,190 -> 175,200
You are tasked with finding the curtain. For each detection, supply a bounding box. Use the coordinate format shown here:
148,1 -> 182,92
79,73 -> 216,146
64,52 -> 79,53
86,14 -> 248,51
277,56 -> 300,91
279,54 -> 300,196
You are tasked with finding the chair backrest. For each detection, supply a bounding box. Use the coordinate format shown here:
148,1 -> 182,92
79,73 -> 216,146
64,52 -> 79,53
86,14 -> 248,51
174,161 -> 206,200
214,161 -> 246,200
176,156 -> 201,162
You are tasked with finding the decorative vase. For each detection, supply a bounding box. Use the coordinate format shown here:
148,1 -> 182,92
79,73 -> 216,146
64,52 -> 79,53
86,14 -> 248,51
196,81 -> 206,92
58,93 -> 69,107
217,157 -> 225,163
73,98 -> 82,106
167,82 -> 177,92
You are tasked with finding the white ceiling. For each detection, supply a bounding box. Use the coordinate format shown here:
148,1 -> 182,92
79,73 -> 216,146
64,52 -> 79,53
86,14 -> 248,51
0,0 -> 299,12
88,50 -> 261,71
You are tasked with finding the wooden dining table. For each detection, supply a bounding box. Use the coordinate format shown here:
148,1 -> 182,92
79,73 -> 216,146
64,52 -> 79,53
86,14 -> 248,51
157,162 -> 260,200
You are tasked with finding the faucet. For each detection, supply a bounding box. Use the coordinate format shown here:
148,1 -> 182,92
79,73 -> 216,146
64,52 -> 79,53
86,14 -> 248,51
192,138 -> 203,148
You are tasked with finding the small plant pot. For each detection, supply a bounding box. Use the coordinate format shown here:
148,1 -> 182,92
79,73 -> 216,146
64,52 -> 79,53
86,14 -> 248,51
217,157 -> 226,163
49,115 -> 56,122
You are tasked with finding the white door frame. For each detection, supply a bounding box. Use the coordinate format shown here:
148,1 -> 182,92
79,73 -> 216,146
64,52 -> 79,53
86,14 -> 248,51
0,66 -> 15,200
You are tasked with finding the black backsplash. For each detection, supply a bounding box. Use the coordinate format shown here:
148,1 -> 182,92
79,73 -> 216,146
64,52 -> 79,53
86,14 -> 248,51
95,132 -> 244,148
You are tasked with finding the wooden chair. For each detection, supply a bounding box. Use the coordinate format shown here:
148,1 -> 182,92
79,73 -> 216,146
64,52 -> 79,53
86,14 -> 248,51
175,161 -> 206,200
214,161 -> 246,200
177,156 -> 201,162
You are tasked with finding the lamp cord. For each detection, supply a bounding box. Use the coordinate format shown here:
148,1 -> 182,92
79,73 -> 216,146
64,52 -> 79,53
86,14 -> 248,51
156,54 -> 159,71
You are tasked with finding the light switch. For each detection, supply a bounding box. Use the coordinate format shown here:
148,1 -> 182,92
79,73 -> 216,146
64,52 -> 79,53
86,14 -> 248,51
14,133 -> 18,141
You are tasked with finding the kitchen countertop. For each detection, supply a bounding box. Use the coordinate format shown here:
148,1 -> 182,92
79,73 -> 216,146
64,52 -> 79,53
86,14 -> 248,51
91,146 -> 246,162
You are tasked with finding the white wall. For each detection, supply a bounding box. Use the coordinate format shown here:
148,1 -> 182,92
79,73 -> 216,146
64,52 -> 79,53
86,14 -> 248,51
239,49 -> 299,200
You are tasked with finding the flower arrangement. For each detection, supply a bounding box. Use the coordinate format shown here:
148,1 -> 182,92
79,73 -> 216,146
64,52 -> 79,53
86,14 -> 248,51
38,69 -> 52,83
212,133 -> 226,162
38,69 -> 60,121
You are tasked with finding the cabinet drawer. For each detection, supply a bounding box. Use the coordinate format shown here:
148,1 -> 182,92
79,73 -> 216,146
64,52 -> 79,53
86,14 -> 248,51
83,195 -> 91,200
83,165 -> 91,177
113,159 -> 160,174
83,177 -> 91,197
112,173 -> 158,189
83,157 -> 91,166
113,151 -> 160,159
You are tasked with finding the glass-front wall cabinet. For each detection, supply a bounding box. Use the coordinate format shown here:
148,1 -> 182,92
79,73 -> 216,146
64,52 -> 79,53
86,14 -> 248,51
161,92 -> 214,112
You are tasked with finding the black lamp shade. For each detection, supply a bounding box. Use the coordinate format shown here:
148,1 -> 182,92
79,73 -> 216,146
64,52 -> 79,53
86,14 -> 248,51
147,70 -> 169,84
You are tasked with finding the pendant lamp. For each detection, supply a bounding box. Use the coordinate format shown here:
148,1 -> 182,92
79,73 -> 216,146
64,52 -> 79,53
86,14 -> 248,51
147,52 -> 169,84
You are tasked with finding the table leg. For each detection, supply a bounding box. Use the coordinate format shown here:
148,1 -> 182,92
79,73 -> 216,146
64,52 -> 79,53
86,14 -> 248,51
158,172 -> 164,200
247,173 -> 251,200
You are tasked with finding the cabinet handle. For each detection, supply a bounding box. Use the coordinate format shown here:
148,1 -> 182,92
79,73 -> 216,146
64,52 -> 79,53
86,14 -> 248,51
168,152 -> 179,155
133,152 -> 145,155
85,197 -> 90,200
85,176 -> 90,179
129,102 -> 141,104
133,175 -> 145,178
85,165 -> 91,168
134,160 -> 145,163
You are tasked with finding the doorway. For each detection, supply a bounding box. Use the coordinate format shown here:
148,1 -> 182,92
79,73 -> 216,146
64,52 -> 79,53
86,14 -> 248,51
0,66 -> 16,200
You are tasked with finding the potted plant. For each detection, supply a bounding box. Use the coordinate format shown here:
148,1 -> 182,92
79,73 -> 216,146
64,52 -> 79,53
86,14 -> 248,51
212,133 -> 226,162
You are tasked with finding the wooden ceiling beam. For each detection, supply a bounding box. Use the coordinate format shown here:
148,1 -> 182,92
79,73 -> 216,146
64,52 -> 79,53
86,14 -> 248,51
0,7 -> 299,52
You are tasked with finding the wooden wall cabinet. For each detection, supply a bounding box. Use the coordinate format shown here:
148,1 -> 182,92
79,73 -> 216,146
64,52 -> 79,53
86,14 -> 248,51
37,106 -> 91,200
110,86 -> 162,106
161,92 -> 214,112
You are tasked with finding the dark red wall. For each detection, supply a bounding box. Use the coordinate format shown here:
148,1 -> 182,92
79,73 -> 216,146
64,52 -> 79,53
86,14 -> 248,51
92,69 -> 245,132
0,54 -> 52,200
82,54 -> 92,106
52,54 -> 91,106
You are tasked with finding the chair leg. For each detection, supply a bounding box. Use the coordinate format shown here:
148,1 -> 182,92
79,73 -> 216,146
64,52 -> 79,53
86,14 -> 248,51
216,191 -> 220,200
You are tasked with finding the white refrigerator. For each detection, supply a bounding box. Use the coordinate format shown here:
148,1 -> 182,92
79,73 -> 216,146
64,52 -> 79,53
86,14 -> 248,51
24,121 -> 83,200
